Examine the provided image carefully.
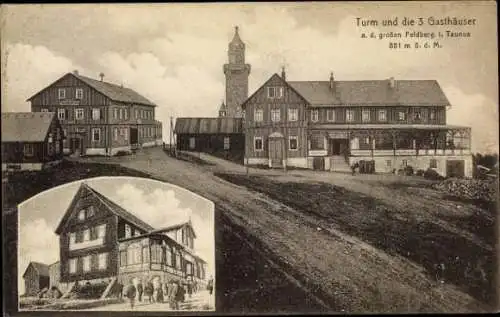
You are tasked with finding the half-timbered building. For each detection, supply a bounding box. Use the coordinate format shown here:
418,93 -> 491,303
53,183 -> 207,293
1,112 -> 64,172
28,71 -> 163,156
242,70 -> 473,177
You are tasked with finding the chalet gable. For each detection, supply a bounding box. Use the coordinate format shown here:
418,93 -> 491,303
55,183 -> 154,235
153,219 -> 197,239
241,73 -> 309,109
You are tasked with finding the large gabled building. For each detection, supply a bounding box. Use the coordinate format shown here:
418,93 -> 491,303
28,71 -> 163,156
242,71 -> 473,177
53,183 -> 207,292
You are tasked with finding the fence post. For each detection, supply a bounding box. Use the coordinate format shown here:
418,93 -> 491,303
246,157 -> 249,175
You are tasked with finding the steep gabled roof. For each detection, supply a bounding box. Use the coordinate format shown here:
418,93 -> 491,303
1,112 -> 55,142
241,73 -> 309,109
287,79 -> 451,106
174,117 -> 243,134
27,72 -> 156,107
55,183 -> 155,235
23,262 -> 50,278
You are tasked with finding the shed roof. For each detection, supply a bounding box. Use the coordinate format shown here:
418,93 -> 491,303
287,80 -> 451,106
1,112 -> 55,142
23,262 -> 50,278
174,117 -> 243,134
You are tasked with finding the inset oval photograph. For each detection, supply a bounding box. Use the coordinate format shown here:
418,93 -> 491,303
17,176 -> 215,312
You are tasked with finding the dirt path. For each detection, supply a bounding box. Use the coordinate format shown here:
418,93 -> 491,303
75,148 -> 488,313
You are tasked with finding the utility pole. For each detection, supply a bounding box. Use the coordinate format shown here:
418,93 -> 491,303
170,116 -> 173,155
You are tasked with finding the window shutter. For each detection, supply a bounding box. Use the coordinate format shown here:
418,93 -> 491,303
100,109 -> 104,120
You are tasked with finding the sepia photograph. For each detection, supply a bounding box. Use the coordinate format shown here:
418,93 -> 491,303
1,1 -> 498,315
17,177 -> 215,311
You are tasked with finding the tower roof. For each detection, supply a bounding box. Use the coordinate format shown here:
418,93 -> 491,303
219,100 -> 227,112
229,26 -> 245,48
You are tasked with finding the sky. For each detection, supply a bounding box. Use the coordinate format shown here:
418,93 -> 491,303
17,177 -> 215,296
1,2 -> 498,153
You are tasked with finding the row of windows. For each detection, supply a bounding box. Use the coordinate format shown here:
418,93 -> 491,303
250,108 -> 438,123
254,136 -> 298,151
120,244 -> 182,270
47,108 -> 102,121
42,107 -> 154,122
58,88 -> 83,100
69,252 -> 108,273
69,224 -> 106,244
113,128 -> 129,141
124,224 -> 144,239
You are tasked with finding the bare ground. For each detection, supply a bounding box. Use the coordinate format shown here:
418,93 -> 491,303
69,148 -> 493,313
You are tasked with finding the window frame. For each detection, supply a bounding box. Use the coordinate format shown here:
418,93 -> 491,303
58,88 -> 66,100
75,108 -> 84,120
223,137 -> 230,150
288,108 -> 298,122
57,108 -> 66,120
362,109 -> 370,122
92,108 -> 100,121
378,110 -> 387,121
326,109 -> 335,122
75,88 -> 83,100
271,108 -> 281,122
98,252 -> 108,270
24,144 -> 34,157
429,158 -> 437,168
267,86 -> 284,99
346,109 -> 355,122
311,109 -> 319,122
254,136 -> 263,151
83,255 -> 91,272
398,111 -> 406,121
189,137 -> 196,149
92,128 -> 101,142
254,109 -> 263,122
289,136 -> 298,151
69,258 -> 77,274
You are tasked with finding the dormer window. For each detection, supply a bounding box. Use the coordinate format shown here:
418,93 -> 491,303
267,87 -> 284,99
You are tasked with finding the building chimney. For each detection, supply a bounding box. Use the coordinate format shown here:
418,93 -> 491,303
329,72 -> 334,90
99,72 -> 105,82
389,76 -> 395,88
73,70 -> 79,75
281,66 -> 286,81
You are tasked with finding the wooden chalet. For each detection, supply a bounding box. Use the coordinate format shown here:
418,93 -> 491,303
22,262 -> 50,296
53,183 -> 207,291
242,70 -> 472,177
1,112 -> 64,172
27,71 -> 162,156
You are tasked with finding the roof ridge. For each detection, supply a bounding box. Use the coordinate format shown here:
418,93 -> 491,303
83,183 -> 155,232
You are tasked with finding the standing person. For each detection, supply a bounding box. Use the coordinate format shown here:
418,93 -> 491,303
144,281 -> 154,303
115,282 -> 124,299
136,280 -> 143,303
207,276 -> 214,296
176,281 -> 185,306
168,280 -> 179,310
152,278 -> 161,303
187,282 -> 193,299
124,280 -> 137,309
162,282 -> 168,303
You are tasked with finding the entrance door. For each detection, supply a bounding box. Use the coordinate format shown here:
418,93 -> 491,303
446,160 -> 465,177
268,139 -> 283,167
329,139 -> 348,155
130,127 -> 138,147
71,138 -> 82,155
313,157 -> 325,170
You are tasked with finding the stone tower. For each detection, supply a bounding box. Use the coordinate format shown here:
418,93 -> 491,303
223,26 -> 251,118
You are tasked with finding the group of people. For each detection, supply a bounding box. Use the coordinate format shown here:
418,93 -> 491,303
119,276 -> 214,310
